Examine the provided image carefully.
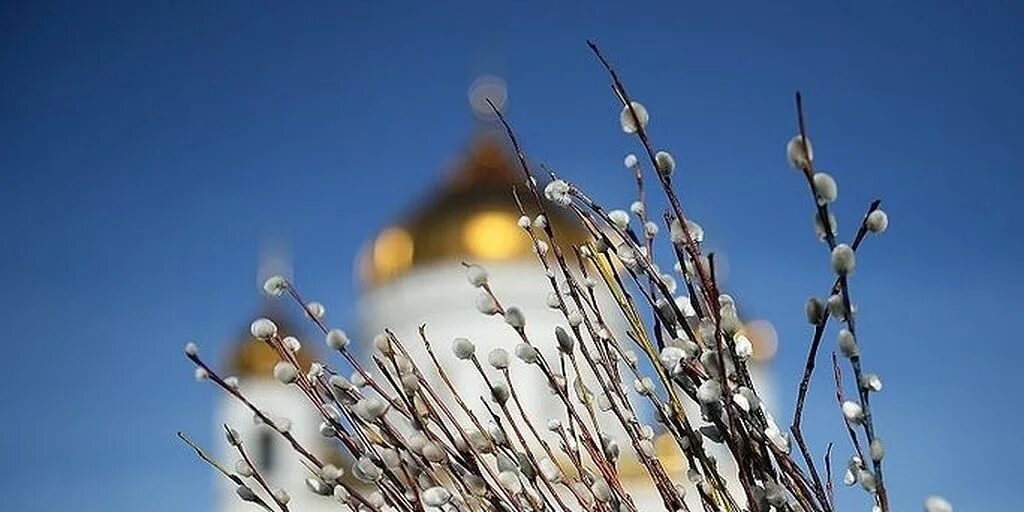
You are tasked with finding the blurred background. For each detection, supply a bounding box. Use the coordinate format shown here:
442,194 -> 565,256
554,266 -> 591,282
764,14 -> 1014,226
2,1 -> 1022,510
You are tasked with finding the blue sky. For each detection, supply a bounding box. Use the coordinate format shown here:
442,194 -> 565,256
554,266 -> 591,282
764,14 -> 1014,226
2,1 -> 1021,510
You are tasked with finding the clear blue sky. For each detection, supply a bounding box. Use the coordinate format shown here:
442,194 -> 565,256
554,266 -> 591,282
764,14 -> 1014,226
2,1 -> 1021,510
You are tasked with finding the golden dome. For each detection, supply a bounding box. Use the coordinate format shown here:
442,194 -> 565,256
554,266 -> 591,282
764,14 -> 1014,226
226,310 -> 316,377
360,131 -> 588,288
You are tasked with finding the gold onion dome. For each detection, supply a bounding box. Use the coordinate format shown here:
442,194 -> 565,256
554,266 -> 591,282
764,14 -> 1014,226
227,306 -> 316,377
360,131 -> 588,288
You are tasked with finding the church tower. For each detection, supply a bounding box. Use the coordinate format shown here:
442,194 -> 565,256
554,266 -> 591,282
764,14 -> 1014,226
357,75 -> 595,435
215,252 -> 343,512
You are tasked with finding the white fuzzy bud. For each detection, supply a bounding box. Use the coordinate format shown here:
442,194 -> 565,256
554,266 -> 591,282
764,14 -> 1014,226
591,478 -> 613,503
859,469 -> 877,493
538,457 -> 561,482
533,239 -> 549,255
831,243 -> 856,276
639,439 -> 655,457
518,215 -> 532,229
354,397 -> 389,422
765,481 -> 787,507
305,477 -> 333,496
234,459 -> 253,477
786,135 -> 813,170
353,456 -> 383,483
655,150 -> 676,177
497,470 -> 522,494
734,334 -> 754,360
721,305 -> 742,335
332,485 -> 349,502
465,264 -> 489,287
813,172 -> 838,204
474,290 -> 499,315
543,179 -> 572,207
272,488 -> 290,506
184,341 -> 198,357
250,318 -> 277,339
924,496 -> 953,512
515,343 -> 538,364
283,336 -> 301,353
223,376 -> 239,389
660,346 -> 685,374
325,329 -> 349,350
843,468 -> 857,486
488,348 -> 510,370
305,301 -> 325,320
415,487 -> 448,508
366,491 -> 385,508
491,383 -> 510,404
616,244 -> 638,269
842,400 -> 865,423
866,209 -> 889,233
675,296 -> 696,318
504,306 -> 526,328
452,337 -> 475,360
619,101 -> 649,133
320,463 -> 344,482
262,275 -> 288,297
555,326 -> 574,354
765,423 -> 790,452
838,328 -> 859,358
624,153 -> 638,168
236,486 -> 259,502
669,219 -> 685,244
644,221 -> 659,237
273,361 -> 298,384
806,296 -> 825,325
870,438 -> 885,461
827,293 -> 849,320
567,310 -> 583,327
608,209 -> 630,230
194,367 -> 209,382
697,380 -> 722,404
633,377 -> 654,395
861,373 -> 884,392
630,200 -> 645,215
733,393 -> 751,412
373,333 -> 393,355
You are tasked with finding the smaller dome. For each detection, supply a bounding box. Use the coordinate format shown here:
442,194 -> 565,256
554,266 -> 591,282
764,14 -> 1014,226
226,309 -> 317,377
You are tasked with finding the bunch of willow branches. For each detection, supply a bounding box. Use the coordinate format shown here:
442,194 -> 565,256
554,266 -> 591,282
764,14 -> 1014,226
179,43 -> 949,512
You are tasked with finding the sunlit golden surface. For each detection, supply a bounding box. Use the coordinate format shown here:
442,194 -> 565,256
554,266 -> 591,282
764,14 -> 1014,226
462,210 -> 526,259
741,319 -> 778,361
373,227 -> 414,279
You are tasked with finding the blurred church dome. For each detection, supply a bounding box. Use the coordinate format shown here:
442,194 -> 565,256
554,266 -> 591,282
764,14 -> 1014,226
358,77 -> 588,288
